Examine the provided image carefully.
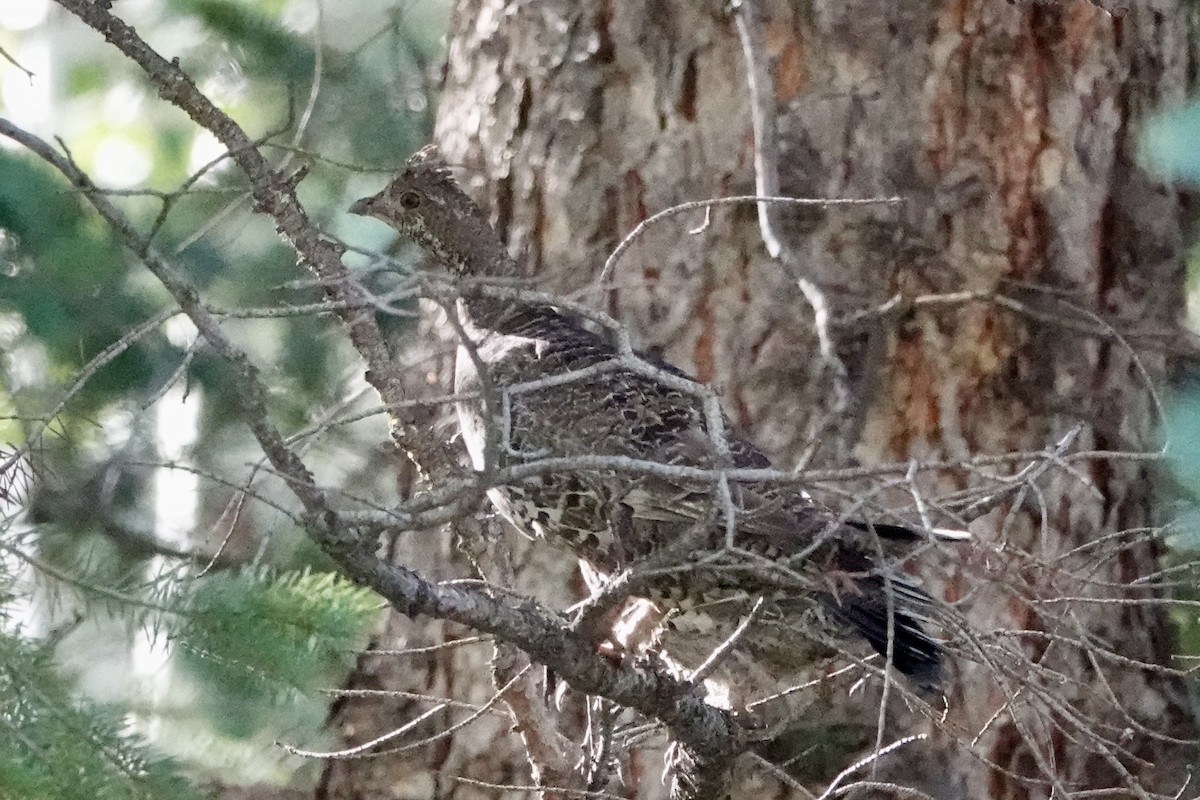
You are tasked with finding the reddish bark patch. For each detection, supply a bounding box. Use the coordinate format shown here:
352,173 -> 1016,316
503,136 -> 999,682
733,392 -> 754,432
988,722 -> 1037,800
944,572 -> 963,604
764,22 -> 808,104
923,0 -> 970,174
530,170 -> 545,275
593,0 -> 614,64
888,331 -> 940,453
678,51 -> 698,121
622,169 -> 648,226
693,287 -> 716,383
621,169 -> 654,292
1061,1 -> 1108,69
602,184 -> 621,316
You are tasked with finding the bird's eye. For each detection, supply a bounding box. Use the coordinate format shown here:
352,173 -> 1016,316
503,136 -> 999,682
398,191 -> 421,210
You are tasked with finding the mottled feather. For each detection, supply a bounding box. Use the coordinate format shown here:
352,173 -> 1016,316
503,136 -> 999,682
351,148 -> 963,689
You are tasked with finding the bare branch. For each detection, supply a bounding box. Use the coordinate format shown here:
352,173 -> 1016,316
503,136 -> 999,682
14,12 -> 756,795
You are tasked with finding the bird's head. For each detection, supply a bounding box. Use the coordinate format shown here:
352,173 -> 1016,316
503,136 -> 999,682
350,145 -> 506,277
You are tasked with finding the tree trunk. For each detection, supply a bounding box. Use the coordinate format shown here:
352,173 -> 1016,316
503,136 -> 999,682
326,1 -> 1198,797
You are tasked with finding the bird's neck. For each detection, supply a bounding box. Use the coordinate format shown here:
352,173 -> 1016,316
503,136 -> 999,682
455,286 -> 546,338
449,245 -> 553,335
455,247 -> 518,280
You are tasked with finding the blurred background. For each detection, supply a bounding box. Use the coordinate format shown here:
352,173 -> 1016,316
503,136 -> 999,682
0,1 -> 448,795
3,1 -> 1200,797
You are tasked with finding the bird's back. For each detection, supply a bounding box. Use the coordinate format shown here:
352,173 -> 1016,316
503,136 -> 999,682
453,300 -> 946,688
351,147 -> 953,690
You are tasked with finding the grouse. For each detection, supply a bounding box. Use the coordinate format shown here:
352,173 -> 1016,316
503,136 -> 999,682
351,147 -> 964,689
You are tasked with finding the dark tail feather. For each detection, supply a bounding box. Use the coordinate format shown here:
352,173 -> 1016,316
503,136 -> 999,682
846,520 -> 923,541
847,519 -> 972,543
822,578 -> 944,688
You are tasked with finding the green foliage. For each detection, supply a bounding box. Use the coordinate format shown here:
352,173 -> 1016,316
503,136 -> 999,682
0,633 -> 203,800
0,0 -> 444,792
1163,390 -> 1200,506
0,152 -> 177,410
1159,391 -> 1200,667
174,0 -> 317,81
174,569 -> 379,738
1139,100 -> 1200,188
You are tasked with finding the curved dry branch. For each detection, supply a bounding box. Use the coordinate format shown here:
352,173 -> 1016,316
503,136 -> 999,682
19,5 -> 1195,799
23,5 -> 750,797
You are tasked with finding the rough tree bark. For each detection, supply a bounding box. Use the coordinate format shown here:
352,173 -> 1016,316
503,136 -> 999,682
324,1 -> 1197,797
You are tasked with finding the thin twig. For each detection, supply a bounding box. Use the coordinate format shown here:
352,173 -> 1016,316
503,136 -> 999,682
689,596 -> 765,683
21,6 -> 748,778
596,193 -> 901,289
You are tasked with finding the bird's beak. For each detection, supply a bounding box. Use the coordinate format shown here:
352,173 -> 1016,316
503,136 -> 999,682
349,193 -> 380,217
